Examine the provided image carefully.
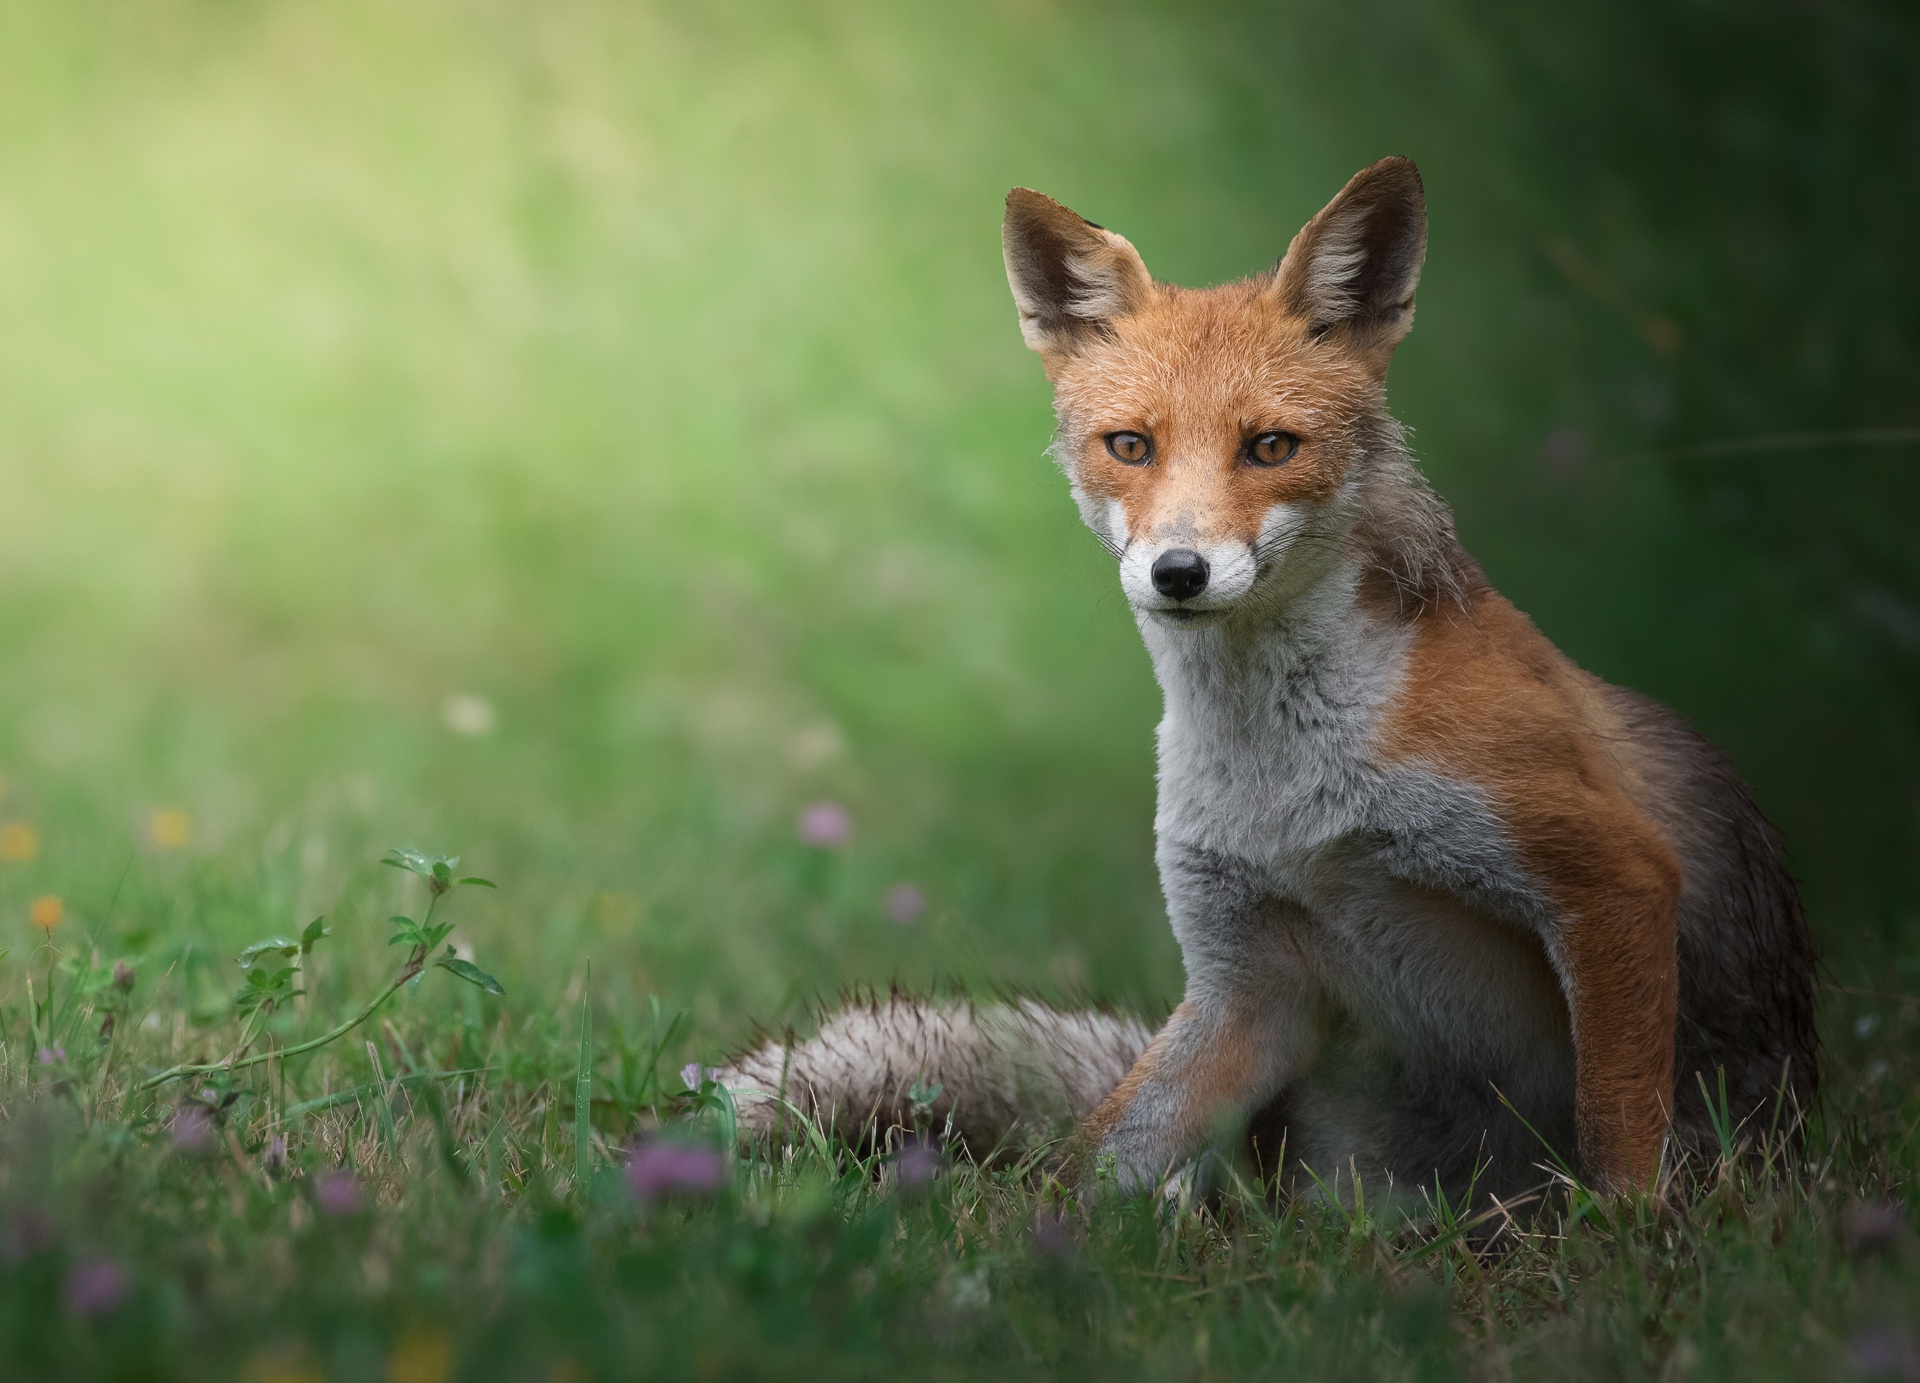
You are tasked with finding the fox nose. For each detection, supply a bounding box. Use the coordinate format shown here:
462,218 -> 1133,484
1151,548 -> 1210,600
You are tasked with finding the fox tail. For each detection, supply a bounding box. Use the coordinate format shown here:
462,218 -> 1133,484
713,994 -> 1153,1156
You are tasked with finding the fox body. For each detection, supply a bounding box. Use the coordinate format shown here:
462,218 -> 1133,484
723,159 -> 1816,1201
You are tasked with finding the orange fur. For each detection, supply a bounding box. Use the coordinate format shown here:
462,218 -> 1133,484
1077,1001 -> 1266,1175
1373,587 -> 1682,1189
1044,284 -> 1373,545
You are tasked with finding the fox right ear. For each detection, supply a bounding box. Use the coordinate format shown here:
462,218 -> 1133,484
1271,156 -> 1427,353
1003,189 -> 1152,356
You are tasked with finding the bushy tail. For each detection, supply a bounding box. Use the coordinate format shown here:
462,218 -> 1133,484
714,995 -> 1153,1156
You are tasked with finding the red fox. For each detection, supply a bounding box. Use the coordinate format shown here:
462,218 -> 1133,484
722,158 -> 1818,1201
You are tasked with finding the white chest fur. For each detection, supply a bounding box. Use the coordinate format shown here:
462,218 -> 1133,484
1139,568 -> 1569,1074
1143,567 -> 1406,870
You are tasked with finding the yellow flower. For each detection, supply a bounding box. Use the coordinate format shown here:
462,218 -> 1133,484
0,822 -> 40,863
388,1331 -> 453,1383
149,808 -> 191,851
30,896 -> 61,933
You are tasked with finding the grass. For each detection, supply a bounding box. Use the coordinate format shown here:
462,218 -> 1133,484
0,0 -> 1916,1378
4,917 -> 1917,1382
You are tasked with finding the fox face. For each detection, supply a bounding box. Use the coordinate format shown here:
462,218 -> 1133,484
1004,159 -> 1429,626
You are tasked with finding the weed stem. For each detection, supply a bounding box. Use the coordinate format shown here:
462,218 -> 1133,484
136,951 -> 425,1093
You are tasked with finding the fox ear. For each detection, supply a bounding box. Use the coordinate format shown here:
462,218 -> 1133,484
1003,189 -> 1153,355
1272,157 -> 1427,351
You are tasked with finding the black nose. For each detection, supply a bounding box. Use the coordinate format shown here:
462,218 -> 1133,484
1150,548 -> 1210,600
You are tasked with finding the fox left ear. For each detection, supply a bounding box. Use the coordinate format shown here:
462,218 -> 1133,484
1271,156 -> 1427,353
1003,188 -> 1153,357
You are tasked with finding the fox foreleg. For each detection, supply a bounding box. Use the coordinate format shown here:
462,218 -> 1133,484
1074,845 -> 1320,1193
1553,837 -> 1682,1194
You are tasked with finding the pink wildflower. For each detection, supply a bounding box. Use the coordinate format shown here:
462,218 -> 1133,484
315,1169 -> 364,1217
891,1138 -> 942,1191
884,883 -> 927,924
796,801 -> 852,848
1844,1201 -> 1903,1258
64,1258 -> 127,1317
1848,1326 -> 1918,1378
1032,1211 -> 1075,1260
171,1105 -> 214,1154
626,1138 -> 726,1203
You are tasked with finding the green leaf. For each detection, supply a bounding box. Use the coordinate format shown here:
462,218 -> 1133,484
434,953 -> 505,996
385,848 -> 463,895
382,847 -> 434,876
456,876 -> 496,890
237,937 -> 302,968
300,917 -> 329,952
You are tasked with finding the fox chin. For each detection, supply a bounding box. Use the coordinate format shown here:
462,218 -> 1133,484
719,158 -> 1817,1206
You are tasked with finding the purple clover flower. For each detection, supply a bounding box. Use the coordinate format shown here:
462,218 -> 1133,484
1844,1201 -> 1903,1258
171,1105 -> 214,1154
315,1169 -> 364,1217
64,1257 -> 127,1317
1032,1211 -> 1074,1260
884,883 -> 927,924
1848,1325 -> 1918,1378
35,1046 -> 65,1066
680,1063 -> 710,1092
626,1138 -> 726,1203
796,801 -> 852,848
891,1137 -> 942,1191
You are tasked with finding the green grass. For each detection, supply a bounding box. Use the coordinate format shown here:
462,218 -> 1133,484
0,0 -> 1917,1378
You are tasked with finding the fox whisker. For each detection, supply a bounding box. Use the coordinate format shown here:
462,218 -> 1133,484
1255,529 -> 1341,563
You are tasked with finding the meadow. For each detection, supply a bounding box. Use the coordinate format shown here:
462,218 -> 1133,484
0,1 -> 1917,1378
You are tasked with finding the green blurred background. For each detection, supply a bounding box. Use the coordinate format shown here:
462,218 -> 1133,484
0,0 -> 1913,1045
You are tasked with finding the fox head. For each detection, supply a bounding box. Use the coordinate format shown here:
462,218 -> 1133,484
1004,157 -> 1453,627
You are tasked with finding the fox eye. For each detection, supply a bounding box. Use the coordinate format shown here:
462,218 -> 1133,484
1245,431 -> 1301,467
1104,432 -> 1153,465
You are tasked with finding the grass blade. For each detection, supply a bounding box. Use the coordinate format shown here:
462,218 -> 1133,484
575,961 -> 593,1193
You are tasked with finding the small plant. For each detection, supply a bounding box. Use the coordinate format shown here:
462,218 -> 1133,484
907,1079 -> 943,1140
382,847 -> 506,996
138,847 -> 504,1091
